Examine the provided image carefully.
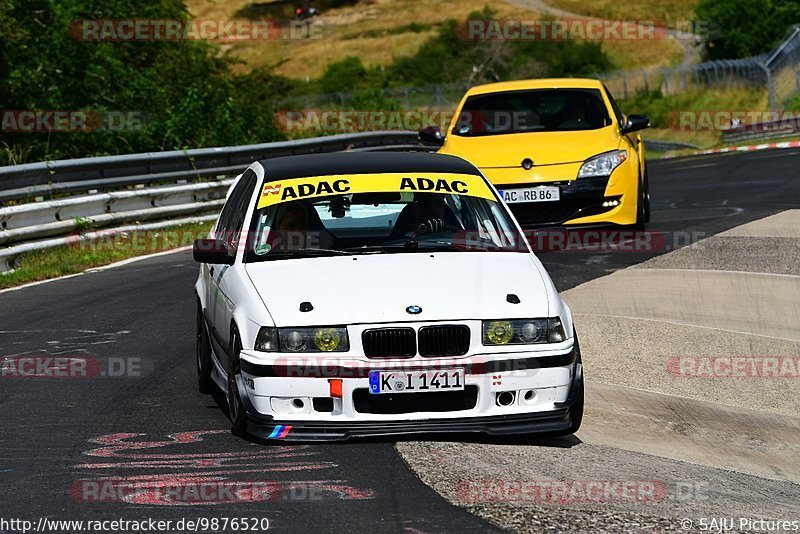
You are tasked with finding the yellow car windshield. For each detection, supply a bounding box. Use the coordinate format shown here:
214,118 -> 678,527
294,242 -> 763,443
454,88 -> 611,136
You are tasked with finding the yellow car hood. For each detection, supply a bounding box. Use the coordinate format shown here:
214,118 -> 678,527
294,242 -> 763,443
440,126 -> 621,168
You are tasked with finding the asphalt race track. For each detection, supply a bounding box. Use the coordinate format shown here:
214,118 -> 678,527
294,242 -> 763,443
1,148 -> 799,533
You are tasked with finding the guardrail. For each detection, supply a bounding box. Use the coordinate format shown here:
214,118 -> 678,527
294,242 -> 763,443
0,131 -> 424,273
0,181 -> 230,246
0,131 -> 421,203
645,140 -> 699,153
721,119 -> 800,144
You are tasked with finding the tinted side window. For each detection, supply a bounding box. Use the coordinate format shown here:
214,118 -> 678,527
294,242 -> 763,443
216,178 -> 245,236
216,170 -> 257,255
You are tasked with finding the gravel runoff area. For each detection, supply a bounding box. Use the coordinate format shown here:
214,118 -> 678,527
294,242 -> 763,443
396,438 -> 799,533
396,210 -> 800,533
568,209 -> 800,416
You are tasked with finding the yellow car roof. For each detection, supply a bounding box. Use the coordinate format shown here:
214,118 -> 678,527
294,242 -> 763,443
465,78 -> 605,96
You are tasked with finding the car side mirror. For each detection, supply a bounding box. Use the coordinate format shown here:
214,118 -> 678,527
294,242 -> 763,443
418,125 -> 445,147
193,238 -> 234,265
620,114 -> 650,134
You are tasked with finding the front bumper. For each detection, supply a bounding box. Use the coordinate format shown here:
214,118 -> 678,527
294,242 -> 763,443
244,408 -> 577,441
502,176 -> 619,227
236,343 -> 582,442
482,160 -> 639,227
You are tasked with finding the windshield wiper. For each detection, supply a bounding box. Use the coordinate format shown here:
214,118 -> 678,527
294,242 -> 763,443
339,242 -> 454,254
258,248 -> 353,259
339,244 -> 408,254
402,240 -> 463,252
405,239 -> 511,252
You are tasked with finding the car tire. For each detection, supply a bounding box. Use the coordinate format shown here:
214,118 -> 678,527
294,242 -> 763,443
551,331 -> 584,436
196,302 -> 214,394
228,328 -> 248,437
566,375 -> 584,434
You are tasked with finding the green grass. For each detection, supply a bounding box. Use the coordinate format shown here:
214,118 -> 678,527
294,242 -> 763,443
621,86 -> 769,150
0,221 -> 213,290
546,0 -> 698,27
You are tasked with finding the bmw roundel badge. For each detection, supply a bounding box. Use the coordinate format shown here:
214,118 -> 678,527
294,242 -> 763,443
406,305 -> 423,315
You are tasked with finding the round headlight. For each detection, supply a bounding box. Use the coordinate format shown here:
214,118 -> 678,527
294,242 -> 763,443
283,330 -> 306,352
314,328 -> 341,352
486,321 -> 514,344
519,321 -> 541,343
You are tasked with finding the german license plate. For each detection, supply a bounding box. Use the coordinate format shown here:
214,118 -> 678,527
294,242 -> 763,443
498,186 -> 560,203
369,369 -> 465,394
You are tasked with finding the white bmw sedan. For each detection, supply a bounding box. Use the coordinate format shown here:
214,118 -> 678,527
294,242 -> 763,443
193,151 -> 583,441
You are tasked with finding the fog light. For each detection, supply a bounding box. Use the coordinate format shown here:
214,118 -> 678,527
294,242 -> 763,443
496,391 -> 516,407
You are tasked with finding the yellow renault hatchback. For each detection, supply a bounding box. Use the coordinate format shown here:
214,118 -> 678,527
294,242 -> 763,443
420,79 -> 650,228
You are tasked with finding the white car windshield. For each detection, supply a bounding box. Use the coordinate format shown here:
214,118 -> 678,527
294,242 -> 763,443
244,177 -> 528,261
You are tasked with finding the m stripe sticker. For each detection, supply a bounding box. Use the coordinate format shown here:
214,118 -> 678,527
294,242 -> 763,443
268,425 -> 292,439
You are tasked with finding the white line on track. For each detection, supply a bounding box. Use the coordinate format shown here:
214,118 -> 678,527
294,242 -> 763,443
631,267 -> 800,279
573,312 -> 800,343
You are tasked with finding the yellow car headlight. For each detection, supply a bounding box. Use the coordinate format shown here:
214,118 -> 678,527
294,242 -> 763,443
484,320 -> 515,345
577,150 -> 627,178
314,328 -> 343,352
482,318 -> 565,345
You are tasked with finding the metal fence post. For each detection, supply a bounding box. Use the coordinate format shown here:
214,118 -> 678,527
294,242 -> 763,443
765,64 -> 775,112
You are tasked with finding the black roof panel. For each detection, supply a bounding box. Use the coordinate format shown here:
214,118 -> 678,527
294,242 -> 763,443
258,151 -> 481,181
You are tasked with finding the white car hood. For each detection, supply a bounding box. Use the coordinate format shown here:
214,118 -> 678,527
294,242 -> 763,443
245,252 -> 551,326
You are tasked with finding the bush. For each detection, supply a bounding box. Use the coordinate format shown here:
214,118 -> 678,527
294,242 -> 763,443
314,7 -> 613,98
384,10 -> 612,87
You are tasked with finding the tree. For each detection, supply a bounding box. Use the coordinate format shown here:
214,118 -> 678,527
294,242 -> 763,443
0,0 -> 288,164
696,0 -> 800,59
